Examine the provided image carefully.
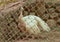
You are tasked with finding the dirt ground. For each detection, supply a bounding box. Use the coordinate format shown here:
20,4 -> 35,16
15,0 -> 60,42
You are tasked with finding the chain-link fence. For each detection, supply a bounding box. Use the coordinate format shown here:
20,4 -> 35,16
0,0 -> 60,42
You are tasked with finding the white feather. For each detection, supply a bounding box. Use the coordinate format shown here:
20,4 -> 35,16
20,15 -> 51,35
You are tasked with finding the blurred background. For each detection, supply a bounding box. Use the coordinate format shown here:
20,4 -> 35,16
0,0 -> 60,42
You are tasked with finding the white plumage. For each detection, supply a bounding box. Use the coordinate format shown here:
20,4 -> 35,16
18,14 -> 51,35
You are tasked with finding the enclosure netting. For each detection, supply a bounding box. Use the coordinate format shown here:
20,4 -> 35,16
0,0 -> 60,42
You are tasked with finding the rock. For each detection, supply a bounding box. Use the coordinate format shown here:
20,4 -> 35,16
48,8 -> 55,13
56,6 -> 60,12
46,19 -> 57,28
49,12 -> 58,19
42,14 -> 49,20
57,18 -> 60,25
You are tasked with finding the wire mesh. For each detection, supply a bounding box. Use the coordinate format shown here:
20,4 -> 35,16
0,0 -> 60,42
